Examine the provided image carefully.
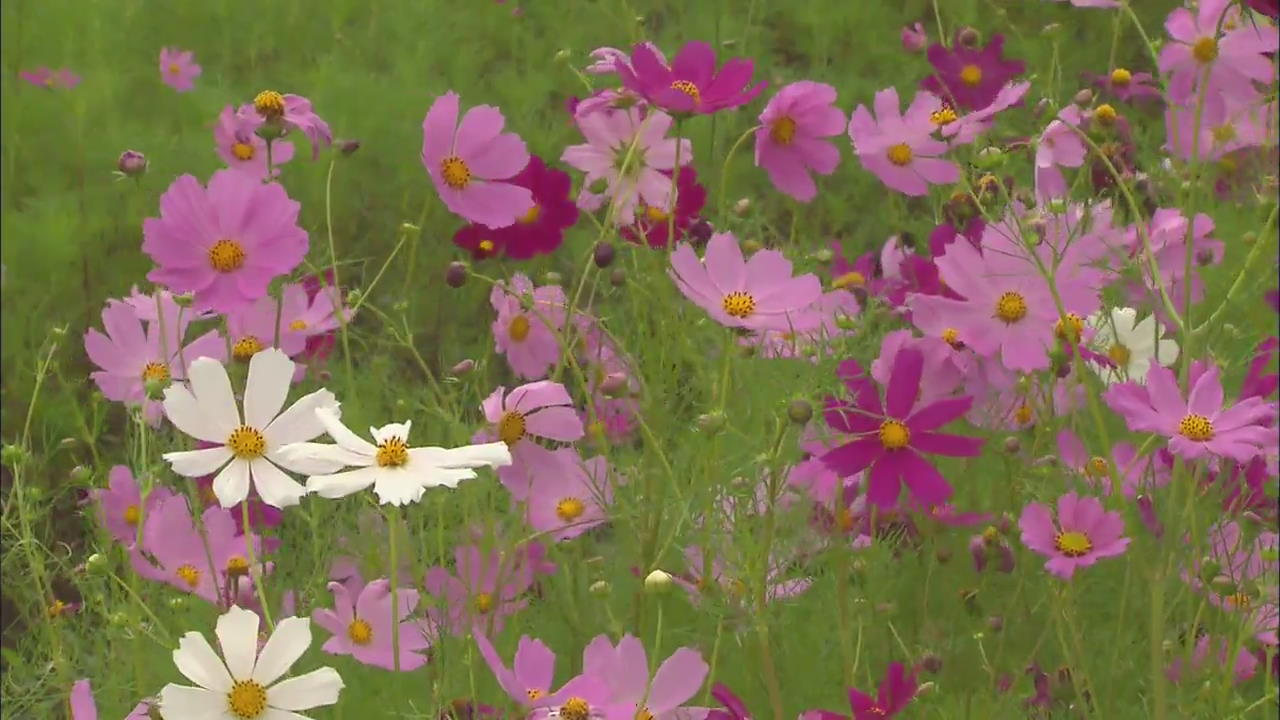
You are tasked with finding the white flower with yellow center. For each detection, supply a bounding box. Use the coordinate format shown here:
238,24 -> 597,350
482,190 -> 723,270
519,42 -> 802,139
158,605 -> 343,720
160,349 -> 345,509
1088,307 -> 1179,385
279,407 -> 513,506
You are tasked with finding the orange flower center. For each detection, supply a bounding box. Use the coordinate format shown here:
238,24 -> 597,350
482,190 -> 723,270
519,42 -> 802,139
769,116 -> 797,145
208,239 -> 246,273
722,291 -> 756,318
441,156 -> 472,189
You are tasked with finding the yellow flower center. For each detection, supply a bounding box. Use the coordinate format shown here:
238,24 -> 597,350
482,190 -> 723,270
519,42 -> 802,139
226,555 -> 250,577
959,64 -> 983,86
288,319 -> 307,331
232,337 -> 264,361
833,271 -> 866,290
1015,403 -> 1033,425
1107,343 -> 1131,366
518,204 -> 541,224
348,618 -> 373,645
508,315 -> 531,342
1094,104 -> 1117,126
227,426 -> 267,459
769,116 -> 797,145
1192,37 -> 1219,64
231,142 -> 255,161
376,437 -> 410,468
473,592 -> 494,614
168,62 -> 182,75
644,205 -> 669,223
1086,456 -> 1109,478
878,419 -> 910,450
1054,313 -> 1085,343
1110,68 -> 1132,87
124,504 -> 141,526
1212,123 -> 1237,144
141,361 -> 170,383
994,291 -> 1028,323
930,105 -> 958,127
981,525 -> 1000,543
176,564 -> 201,588
526,689 -> 546,702
561,697 -> 591,720
441,156 -> 472,190
47,600 -> 68,618
497,411 -> 526,446
722,291 -> 757,319
1054,531 -> 1093,558
556,497 -> 586,522
670,80 -> 701,103
208,239 -> 247,273
942,327 -> 962,348
1178,414 -> 1214,442
477,239 -> 496,255
227,679 -> 269,719
636,706 -> 655,720
886,143 -> 913,167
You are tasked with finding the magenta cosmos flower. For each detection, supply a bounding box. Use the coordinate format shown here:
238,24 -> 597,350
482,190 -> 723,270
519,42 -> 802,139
523,448 -> 614,541
669,231 -> 822,332
756,81 -> 845,202
250,90 -> 333,159
1158,0 -> 1279,105
20,67 -> 80,90
314,578 -> 429,671
424,544 -> 532,637
159,47 -> 201,92
91,465 -> 175,547
142,170 -> 307,314
452,155 -> 578,260
615,40 -> 765,114
422,91 -> 534,228
490,273 -> 567,380
803,662 -> 919,720
821,348 -> 983,508
1019,492 -> 1129,579
848,88 -> 960,197
215,105 -> 295,180
474,632 -> 558,709
1103,363 -> 1276,464
921,33 -> 1026,111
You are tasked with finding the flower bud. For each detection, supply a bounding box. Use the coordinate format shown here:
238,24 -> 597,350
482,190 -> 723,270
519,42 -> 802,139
450,359 -> 475,376
1003,436 -> 1021,454
593,242 -> 616,268
338,139 -> 361,156
2,444 -> 29,469
167,596 -> 188,610
810,248 -> 834,264
1242,231 -> 1258,245
610,268 -> 626,287
108,611 -> 130,627
956,27 -> 981,48
589,580 -> 611,597
1033,97 -> 1053,119
786,399 -> 813,425
733,198 -> 751,216
543,271 -> 563,286
934,546 -> 953,564
69,465 -> 92,484
921,653 -> 943,674
1041,23 -> 1061,37
969,535 -> 988,573
901,22 -> 928,53
1073,89 -> 1094,107
1093,103 -> 1118,126
987,615 -> 1005,633
697,411 -> 727,435
974,147 -> 1005,170
643,569 -> 673,594
741,239 -> 762,254
600,373 -> 629,397
85,552 -> 108,574
445,262 -> 468,288
689,219 -> 713,243
117,150 -> 147,177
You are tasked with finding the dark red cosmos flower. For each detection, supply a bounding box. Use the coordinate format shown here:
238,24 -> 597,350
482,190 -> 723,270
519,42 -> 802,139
1249,0 -> 1278,19
620,167 -> 706,248
921,33 -> 1025,111
452,155 -> 579,260
615,41 -> 765,115
707,683 -> 751,720
802,662 -> 920,720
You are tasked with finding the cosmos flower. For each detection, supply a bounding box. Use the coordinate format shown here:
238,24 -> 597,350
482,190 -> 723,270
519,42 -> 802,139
479,382 -> 585,496
921,33 -> 1026,111
490,273 -> 568,380
313,578 -> 430,671
614,40 -> 765,114
90,465 -> 175,547
1158,0 -> 1279,105
522,447 -> 613,541
755,81 -> 845,202
249,90 -> 333,159
451,155 -> 578,260
423,545 -> 532,637
215,104 -> 295,180
1088,67 -> 1163,103
159,47 -> 201,92
802,662 -> 919,720
473,632 -> 558,709
848,87 -> 960,196
578,634 -> 709,720
20,67 -> 80,90
1087,307 -> 1179,384
1034,105 -> 1086,203
619,167 -> 707,249
68,679 -> 151,720
1019,492 -> 1129,580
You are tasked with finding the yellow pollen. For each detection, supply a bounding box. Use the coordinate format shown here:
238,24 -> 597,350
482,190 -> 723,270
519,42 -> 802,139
288,319 -> 307,331
833,271 -> 866,290
930,105 -> 958,126
769,116 -> 798,145
348,618 -> 373,645
47,600 -> 67,618
878,419 -> 911,450
836,506 -> 856,532
1225,592 -> 1251,610
1054,313 -> 1085,343
1192,37 -> 1219,64
473,592 -> 494,614
1212,124 -> 1237,144
508,315 -> 531,342
722,291 -> 756,319
231,142 -> 255,161
644,205 -> 669,223
981,525 -> 1000,543
376,437 -> 410,468
208,239 -> 247,273
441,155 -> 472,190
141,361 -> 170,383
518,204 -> 541,225
1054,530 -> 1093,558
636,707 -> 655,720
1109,68 -> 1132,87
994,291 -> 1028,323
1094,104 -> 1118,126
526,689 -> 546,702
124,504 -> 141,526
886,143 -> 913,167
561,697 -> 591,720
1015,403 -> 1033,425
227,426 -> 267,459
1107,343 -> 1131,366
1086,456 -> 1109,478
226,555 -> 250,577
1178,414 -> 1214,442
232,337 -> 264,361
942,327 -> 962,348
670,79 -> 701,103
477,239 -> 496,255
556,497 -> 586,522
253,90 -> 285,120
959,64 -> 983,87
227,679 -> 268,719
176,564 -> 201,589
497,411 -> 526,446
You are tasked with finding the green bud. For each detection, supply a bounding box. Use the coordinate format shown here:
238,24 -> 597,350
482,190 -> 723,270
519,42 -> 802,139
786,399 -> 814,425
643,569 -> 673,595
69,465 -> 92,484
85,553 -> 109,574
974,147 -> 1005,170
697,411 -> 727,435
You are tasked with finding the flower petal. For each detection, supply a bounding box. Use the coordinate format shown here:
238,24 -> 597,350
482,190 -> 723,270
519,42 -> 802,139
252,616 -> 312,686
173,631 -> 234,692
266,666 -> 345,711
244,348 -> 297,429
216,605 -> 261,680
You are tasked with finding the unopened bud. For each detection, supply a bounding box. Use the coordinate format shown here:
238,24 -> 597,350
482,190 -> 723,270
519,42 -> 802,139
108,611 -> 130,627
554,49 -> 572,63
1033,98 -> 1053,119
786,399 -> 813,425
600,373 -> 629,397
57,437 -> 79,452
1241,231 -> 1258,245
167,596 -> 188,610
689,220 -> 713,243
172,292 -> 194,308
338,139 -> 361,156
1003,436 -> 1021,454
697,411 -> 727,435
935,547 -> 953,564
85,552 -> 108,574
450,359 -> 475,376
589,580 -> 611,597
901,23 -> 928,53
345,289 -> 363,305
975,147 -> 1004,170
445,262 -> 468,288
1041,23 -> 1062,37
643,569 -> 673,594
593,242 -> 616,268
741,239 -> 762,254
543,272 -> 563,286
810,248 -> 834,264
957,27 -> 981,48
69,465 -> 92,484
1073,89 -> 1094,107
117,150 -> 147,177
733,198 -> 751,217
988,615 -> 1004,633
610,268 -> 626,287
2,444 -> 29,468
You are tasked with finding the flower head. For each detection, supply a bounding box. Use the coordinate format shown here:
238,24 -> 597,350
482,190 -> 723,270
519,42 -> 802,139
921,33 -> 1025,111
451,155 -> 578,260
20,67 -> 80,90
522,448 -> 614,541
424,545 -> 532,636
489,274 -> 568,380
848,88 -> 961,196
250,90 -> 333,158
159,47 -> 201,92
1158,0 -> 1279,105
91,465 -> 175,547
615,41 -> 765,114
313,578 -> 430,671
1087,307 -> 1179,384
1019,492 -> 1130,579
474,632 -> 557,708
1089,67 -> 1162,103
755,81 -> 846,202
803,662 -> 919,720
620,167 -> 707,248
215,105 -> 296,180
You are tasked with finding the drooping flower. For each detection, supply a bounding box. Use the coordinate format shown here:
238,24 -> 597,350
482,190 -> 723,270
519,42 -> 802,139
1089,67 -> 1163,103
159,47 -> 201,92
20,67 -> 80,90
1034,105 -> 1086,203
754,81 -> 845,202
160,349 -> 344,509
522,447 -> 613,541
921,33 -> 1026,111
474,632 -> 557,709
669,231 -> 822,331
1018,492 -> 1130,579
313,578 -> 430,671
249,90 -> 333,159
620,167 -> 707,249
422,91 -> 534,228
615,40 -> 765,114
490,273 -> 568,380
280,407 -> 511,506
803,662 -> 919,720
1087,307 -> 1179,384
848,87 -> 961,196
215,105 -> 295,180
91,465 -> 175,547
901,23 -> 928,53
158,605 -> 344,719
423,545 -> 532,637
1158,0 -> 1279,105
142,170 -> 308,314
451,155 -> 578,260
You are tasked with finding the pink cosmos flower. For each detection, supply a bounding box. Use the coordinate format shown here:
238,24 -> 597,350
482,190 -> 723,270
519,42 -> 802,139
422,91 -> 534,228
620,167 -> 707,249
1034,105 -> 1086,203
474,632 -> 557,709
479,382 -> 585,495
214,105 -> 295,180
225,291 -> 308,364
1089,68 -> 1163,103
743,289 -> 859,361
1165,92 -> 1277,163
755,81 -> 845,202
1158,0 -> 1279,105
938,81 -> 1031,145
1103,363 -> 1275,464
869,330 -> 966,406
68,679 -> 151,720
90,465 -> 175,547
249,90 -> 332,159
159,47 -> 200,92
1166,635 -> 1258,685
581,634 -> 710,720
802,662 -> 919,720
524,448 -> 614,541
313,578 -> 430,671
561,106 -> 691,226
142,170 -> 308,314
490,273 -> 567,380
901,23 -> 928,53
423,544 -> 532,637
20,67 -> 80,90
848,88 -> 960,197
615,41 -> 765,115
669,231 -> 823,332
194,472 -> 284,534
921,33 -> 1026,111
84,294 -> 225,425
585,46 -> 637,75
1018,492 -> 1130,580
822,348 -> 984,508
451,155 -> 579,260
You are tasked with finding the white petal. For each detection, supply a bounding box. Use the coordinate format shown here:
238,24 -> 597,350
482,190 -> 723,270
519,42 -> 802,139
306,467 -> 380,499
263,390 -> 339,448
1110,307 -> 1137,332
249,459 -> 307,509
261,709 -> 312,720
273,442 -> 371,475
244,348 -> 296,429
172,631 -> 233,692
372,471 -> 427,506
1156,338 -> 1179,365
164,446 -> 233,478
187,356 -> 242,433
405,466 -> 476,490
316,406 -> 376,455
370,420 -> 412,445
411,442 -> 512,469
252,616 -> 311,686
162,383 -> 229,443
216,605 -> 261,680
157,684 -> 225,720
212,458 -> 252,508
266,666 -> 344,711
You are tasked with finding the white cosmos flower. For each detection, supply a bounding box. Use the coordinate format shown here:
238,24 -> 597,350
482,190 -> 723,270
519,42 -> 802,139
278,407 -> 513,506
159,605 -> 343,720
161,348 -> 346,509
1088,307 -> 1179,385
